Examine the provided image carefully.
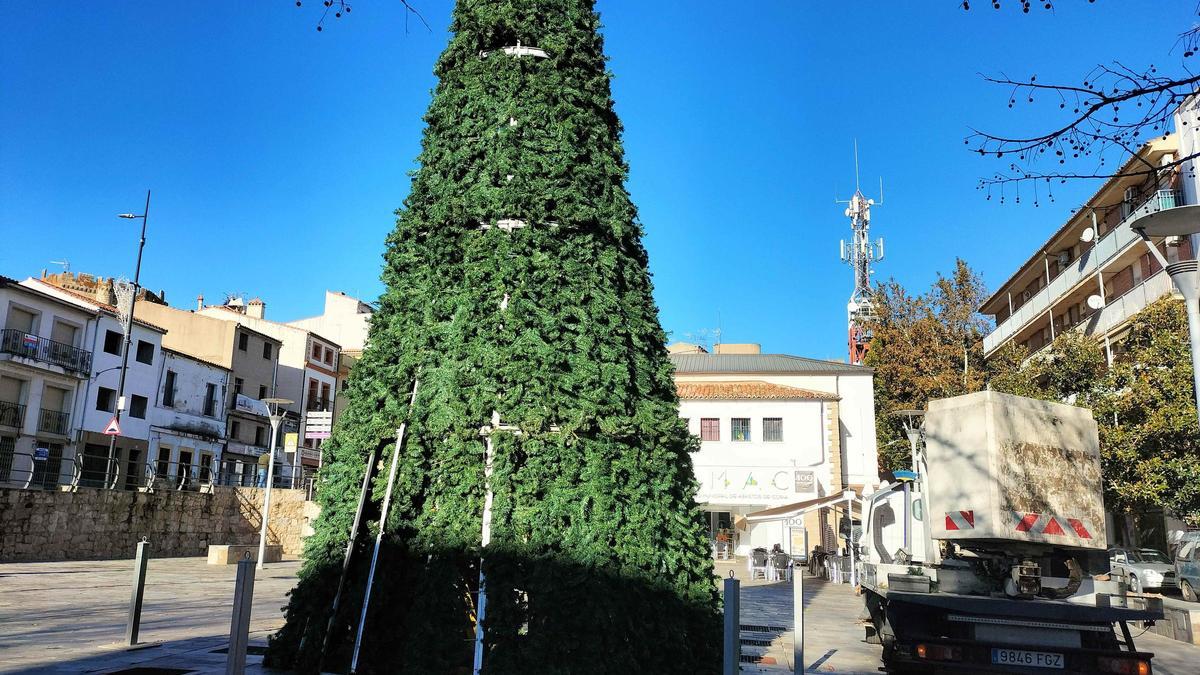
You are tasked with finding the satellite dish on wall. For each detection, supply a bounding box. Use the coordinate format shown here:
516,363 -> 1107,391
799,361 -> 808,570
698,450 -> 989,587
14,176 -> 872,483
847,300 -> 859,313
1087,295 -> 1105,311
1080,227 -> 1095,243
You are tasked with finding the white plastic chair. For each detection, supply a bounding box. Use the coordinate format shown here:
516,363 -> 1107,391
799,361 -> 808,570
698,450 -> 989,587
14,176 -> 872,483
748,550 -> 769,580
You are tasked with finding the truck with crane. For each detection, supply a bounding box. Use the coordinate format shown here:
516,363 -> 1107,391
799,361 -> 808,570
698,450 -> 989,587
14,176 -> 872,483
859,390 -> 1163,673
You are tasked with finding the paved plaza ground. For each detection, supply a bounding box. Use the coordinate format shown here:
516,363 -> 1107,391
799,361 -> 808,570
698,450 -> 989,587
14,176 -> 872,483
1,556 -> 1198,673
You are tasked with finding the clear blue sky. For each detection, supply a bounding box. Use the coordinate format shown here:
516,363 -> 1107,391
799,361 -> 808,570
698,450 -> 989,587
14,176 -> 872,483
1,1 -> 1191,360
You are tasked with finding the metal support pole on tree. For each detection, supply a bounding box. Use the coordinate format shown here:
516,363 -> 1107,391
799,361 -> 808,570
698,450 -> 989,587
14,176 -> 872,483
350,379 -> 419,674
124,537 -> 150,645
473,427 -> 497,675
317,442 -> 382,671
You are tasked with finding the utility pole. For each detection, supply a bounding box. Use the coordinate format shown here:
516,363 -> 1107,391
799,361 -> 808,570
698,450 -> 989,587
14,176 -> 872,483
107,190 -> 151,489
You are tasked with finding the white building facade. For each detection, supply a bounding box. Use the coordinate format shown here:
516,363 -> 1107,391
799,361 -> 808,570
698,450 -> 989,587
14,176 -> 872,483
0,277 -> 95,488
670,346 -> 878,557
22,278 -> 167,490
147,348 -> 229,490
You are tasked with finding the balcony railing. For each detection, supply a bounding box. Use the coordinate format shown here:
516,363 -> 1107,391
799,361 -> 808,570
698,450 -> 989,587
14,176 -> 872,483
37,408 -> 70,436
0,401 -> 25,429
984,189 -> 1186,354
0,329 -> 93,375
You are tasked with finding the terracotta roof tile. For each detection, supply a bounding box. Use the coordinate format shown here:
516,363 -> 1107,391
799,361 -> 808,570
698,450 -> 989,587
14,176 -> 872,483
676,381 -> 839,401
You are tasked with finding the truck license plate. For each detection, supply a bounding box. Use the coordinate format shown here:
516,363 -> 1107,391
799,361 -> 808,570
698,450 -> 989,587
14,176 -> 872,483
991,648 -> 1064,669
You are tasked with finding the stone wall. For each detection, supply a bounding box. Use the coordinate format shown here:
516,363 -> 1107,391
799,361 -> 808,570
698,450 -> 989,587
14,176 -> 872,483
0,486 -> 313,562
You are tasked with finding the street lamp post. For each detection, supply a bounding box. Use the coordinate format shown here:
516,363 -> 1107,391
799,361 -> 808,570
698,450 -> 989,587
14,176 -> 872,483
893,409 -> 925,476
257,397 -> 293,570
1130,203 -> 1200,428
106,190 -> 151,489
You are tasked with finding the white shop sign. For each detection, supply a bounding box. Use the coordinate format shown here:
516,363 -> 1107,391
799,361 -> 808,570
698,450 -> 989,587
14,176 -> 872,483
696,466 -> 819,504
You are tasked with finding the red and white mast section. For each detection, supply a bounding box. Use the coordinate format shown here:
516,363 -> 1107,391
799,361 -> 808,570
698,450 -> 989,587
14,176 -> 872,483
838,147 -> 884,365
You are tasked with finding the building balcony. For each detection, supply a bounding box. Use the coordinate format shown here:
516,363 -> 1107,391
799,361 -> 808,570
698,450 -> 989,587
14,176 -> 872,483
0,328 -> 93,376
1089,268 -> 1174,338
984,189 -> 1186,355
306,396 -> 331,412
0,401 -> 25,429
37,408 -> 70,436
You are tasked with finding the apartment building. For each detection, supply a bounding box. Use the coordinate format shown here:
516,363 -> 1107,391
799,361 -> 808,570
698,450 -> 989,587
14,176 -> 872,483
148,349 -> 229,490
668,343 -> 878,557
287,290 -> 373,419
198,298 -> 340,480
980,135 -> 1193,361
0,277 -> 94,488
23,278 -> 167,490
132,302 -> 281,486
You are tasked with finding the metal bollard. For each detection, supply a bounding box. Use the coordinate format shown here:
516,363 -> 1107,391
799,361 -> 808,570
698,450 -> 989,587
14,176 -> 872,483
125,537 -> 150,646
723,571 -> 740,675
226,553 -> 257,675
793,565 -> 804,675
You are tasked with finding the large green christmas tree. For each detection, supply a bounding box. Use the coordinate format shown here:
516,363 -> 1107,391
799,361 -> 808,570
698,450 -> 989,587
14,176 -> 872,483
266,1 -> 720,672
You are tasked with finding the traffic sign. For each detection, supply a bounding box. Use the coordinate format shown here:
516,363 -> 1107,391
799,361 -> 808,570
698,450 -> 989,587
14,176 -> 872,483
103,416 -> 122,436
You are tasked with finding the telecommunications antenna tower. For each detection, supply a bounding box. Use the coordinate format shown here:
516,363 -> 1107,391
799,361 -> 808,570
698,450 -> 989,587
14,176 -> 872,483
837,141 -> 884,365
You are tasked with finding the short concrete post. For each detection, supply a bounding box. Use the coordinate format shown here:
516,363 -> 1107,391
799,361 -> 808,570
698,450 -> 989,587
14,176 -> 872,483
226,555 -> 256,675
723,572 -> 740,675
124,537 -> 150,646
793,565 -> 804,675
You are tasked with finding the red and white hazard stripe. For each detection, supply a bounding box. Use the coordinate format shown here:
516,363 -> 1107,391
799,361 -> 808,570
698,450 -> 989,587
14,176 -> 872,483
1011,512 -> 1093,539
945,510 -> 975,531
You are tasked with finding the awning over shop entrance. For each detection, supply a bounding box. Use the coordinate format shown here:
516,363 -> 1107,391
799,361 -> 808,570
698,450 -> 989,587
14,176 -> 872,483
744,490 -> 863,523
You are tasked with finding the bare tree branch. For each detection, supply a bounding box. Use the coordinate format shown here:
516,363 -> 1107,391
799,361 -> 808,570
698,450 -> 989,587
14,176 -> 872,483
297,0 -> 430,34
962,1 -> 1200,194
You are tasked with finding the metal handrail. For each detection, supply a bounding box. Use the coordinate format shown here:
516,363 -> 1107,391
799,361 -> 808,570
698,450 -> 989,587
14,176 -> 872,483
306,397 -> 332,412
0,400 -> 26,428
144,458 -> 218,493
69,452 -> 122,491
2,448 -> 307,493
37,408 -> 70,435
0,328 -> 93,375
0,449 -> 69,490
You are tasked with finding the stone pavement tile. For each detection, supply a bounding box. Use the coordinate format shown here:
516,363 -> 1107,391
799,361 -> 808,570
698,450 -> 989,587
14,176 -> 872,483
0,557 -> 300,674
721,570 -> 883,675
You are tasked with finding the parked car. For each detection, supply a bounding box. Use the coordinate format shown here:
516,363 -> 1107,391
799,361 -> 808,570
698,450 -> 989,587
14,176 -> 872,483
1108,547 -> 1176,593
1174,532 -> 1200,602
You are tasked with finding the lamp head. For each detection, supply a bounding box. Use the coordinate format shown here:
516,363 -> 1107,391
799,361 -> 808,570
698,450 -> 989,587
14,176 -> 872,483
118,213 -> 138,219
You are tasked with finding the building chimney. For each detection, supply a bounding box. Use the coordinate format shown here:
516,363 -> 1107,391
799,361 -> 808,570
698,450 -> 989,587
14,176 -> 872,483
247,298 -> 265,319
197,294 -> 204,311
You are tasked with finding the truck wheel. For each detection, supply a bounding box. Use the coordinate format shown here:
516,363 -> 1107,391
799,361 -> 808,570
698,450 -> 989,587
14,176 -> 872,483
1129,575 -> 1141,594
1183,580 -> 1198,603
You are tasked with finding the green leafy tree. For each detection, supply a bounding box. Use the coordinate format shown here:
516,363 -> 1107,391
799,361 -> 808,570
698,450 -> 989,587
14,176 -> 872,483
865,259 -> 991,473
1096,298 -> 1200,526
265,2 -> 719,672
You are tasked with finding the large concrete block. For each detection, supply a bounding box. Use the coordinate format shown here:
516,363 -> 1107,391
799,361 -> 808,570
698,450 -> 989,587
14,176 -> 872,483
207,544 -> 283,565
